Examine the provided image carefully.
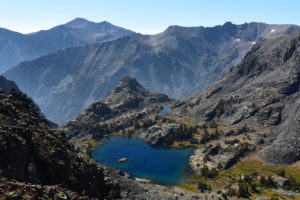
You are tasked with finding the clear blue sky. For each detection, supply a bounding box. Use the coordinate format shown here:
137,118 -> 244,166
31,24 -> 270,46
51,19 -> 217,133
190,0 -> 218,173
1,0 -> 299,34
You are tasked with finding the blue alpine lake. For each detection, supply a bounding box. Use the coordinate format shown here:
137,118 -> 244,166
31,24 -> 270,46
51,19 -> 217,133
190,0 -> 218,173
92,136 -> 195,185
159,105 -> 172,116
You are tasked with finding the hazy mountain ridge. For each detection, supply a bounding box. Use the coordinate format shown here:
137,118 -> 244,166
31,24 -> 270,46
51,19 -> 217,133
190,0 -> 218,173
5,22 -> 300,124
0,18 -> 134,73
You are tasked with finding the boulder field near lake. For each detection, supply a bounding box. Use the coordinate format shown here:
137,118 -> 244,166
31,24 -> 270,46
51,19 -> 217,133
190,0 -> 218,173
5,21 -> 300,124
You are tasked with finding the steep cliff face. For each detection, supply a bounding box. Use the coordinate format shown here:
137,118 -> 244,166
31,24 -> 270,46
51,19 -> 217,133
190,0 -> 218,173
5,22 -> 300,124
0,18 -> 133,73
0,89 -> 120,199
178,33 -> 300,165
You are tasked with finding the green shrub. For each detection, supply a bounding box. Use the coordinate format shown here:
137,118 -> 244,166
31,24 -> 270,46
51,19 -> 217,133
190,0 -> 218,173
198,181 -> 209,192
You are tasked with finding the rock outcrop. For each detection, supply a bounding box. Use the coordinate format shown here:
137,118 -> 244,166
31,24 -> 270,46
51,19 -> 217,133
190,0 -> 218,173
0,89 -> 120,199
190,142 -> 255,172
0,75 -> 18,94
178,33 -> 300,165
143,123 -> 182,145
62,76 -> 173,142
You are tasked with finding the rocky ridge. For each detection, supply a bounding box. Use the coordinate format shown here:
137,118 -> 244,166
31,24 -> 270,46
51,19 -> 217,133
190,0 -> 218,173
0,18 -> 134,73
62,76 -> 173,147
0,75 -> 18,94
5,22 -> 300,124
176,33 -> 300,165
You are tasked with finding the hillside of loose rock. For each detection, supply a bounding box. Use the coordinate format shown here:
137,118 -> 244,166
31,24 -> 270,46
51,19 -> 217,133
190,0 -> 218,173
176,33 -> 300,166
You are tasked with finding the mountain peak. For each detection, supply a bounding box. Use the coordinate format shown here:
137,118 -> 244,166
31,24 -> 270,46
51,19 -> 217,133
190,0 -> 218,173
99,76 -> 170,110
110,76 -> 148,96
65,18 -> 92,28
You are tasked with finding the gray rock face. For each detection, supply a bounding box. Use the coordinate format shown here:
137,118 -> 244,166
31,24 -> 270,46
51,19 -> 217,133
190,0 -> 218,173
5,22 -> 300,124
178,33 -> 300,165
0,18 -> 134,73
274,177 -> 289,187
144,123 -> 182,145
190,142 -> 255,172
0,75 -> 18,94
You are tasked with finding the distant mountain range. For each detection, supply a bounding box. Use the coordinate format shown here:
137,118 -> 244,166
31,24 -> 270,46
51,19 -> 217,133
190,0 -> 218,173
5,21 -> 300,124
0,18 -> 134,73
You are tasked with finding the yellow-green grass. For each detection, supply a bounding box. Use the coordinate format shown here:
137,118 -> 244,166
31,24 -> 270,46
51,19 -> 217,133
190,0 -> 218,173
170,141 -> 201,148
182,119 -> 197,127
180,160 -> 300,196
134,128 -> 143,135
285,166 -> 300,182
87,139 -> 102,151
251,189 -> 300,200
111,131 -> 122,136
178,184 -> 198,192
218,160 -> 300,181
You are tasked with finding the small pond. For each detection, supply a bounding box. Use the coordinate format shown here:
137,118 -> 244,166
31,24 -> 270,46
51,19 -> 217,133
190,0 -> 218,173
159,106 -> 172,116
